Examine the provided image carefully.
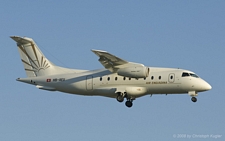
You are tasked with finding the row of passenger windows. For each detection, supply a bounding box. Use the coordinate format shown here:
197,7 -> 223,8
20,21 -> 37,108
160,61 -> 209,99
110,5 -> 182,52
99,75 -> 169,81
99,72 -> 200,81
99,72 -> 198,81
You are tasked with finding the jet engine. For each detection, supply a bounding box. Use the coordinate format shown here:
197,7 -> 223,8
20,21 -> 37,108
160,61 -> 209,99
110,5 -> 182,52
117,66 -> 149,78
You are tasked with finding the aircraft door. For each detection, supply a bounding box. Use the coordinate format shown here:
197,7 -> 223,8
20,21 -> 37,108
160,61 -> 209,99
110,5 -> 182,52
86,75 -> 93,90
168,73 -> 175,83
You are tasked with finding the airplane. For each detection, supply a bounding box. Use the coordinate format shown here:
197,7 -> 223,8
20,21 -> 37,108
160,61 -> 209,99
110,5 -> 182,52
11,36 -> 212,108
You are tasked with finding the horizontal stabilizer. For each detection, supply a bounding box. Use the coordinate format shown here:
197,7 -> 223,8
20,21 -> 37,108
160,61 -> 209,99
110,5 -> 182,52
36,85 -> 56,91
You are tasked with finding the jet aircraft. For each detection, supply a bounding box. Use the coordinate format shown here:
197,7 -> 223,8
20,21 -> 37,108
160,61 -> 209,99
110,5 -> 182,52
11,36 -> 212,108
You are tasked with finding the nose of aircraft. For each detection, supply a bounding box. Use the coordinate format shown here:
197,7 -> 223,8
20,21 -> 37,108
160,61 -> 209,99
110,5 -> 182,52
202,80 -> 212,91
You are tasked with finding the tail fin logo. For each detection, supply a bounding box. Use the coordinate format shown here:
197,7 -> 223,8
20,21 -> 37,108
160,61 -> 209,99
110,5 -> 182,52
18,43 -> 50,73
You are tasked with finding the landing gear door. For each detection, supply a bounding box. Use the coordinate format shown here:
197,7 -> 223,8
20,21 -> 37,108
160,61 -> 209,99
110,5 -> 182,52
168,73 -> 175,83
86,76 -> 93,90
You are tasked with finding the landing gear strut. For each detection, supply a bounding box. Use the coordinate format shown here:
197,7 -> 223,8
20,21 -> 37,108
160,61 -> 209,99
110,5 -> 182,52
188,91 -> 198,103
191,97 -> 197,102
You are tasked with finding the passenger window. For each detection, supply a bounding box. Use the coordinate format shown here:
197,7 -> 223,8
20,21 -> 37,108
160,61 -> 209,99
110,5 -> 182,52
159,76 -> 161,80
107,77 -> 110,81
129,78 -> 131,80
170,75 -> 173,79
182,72 -> 190,77
123,77 -> 126,80
151,76 -> 154,80
115,77 -> 118,81
100,77 -> 102,81
144,78 -> 146,80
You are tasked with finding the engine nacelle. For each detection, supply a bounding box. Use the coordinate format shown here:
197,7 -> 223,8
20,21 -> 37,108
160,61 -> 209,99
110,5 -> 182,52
117,66 -> 149,78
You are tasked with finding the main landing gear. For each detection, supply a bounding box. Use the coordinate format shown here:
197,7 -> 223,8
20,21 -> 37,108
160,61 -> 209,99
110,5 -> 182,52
191,97 -> 197,102
116,94 -> 124,102
116,92 -> 134,108
125,100 -> 133,108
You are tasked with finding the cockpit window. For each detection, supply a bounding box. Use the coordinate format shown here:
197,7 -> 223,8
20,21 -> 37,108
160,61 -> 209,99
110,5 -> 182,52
190,73 -> 199,78
182,72 -> 199,78
182,72 -> 190,77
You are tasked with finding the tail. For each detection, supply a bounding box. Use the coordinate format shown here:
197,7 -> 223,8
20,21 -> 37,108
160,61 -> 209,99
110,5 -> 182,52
11,36 -> 79,77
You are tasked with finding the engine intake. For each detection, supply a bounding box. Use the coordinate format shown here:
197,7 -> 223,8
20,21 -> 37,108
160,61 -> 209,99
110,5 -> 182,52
117,66 -> 149,78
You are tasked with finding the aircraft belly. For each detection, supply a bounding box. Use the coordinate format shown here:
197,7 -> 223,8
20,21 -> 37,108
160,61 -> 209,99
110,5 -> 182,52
54,80 -> 87,95
53,80 -> 116,98
92,88 -> 117,98
147,83 -> 183,94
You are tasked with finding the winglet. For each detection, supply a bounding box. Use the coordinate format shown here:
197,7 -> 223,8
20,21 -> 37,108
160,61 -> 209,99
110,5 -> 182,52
91,49 -> 107,53
91,49 -> 110,58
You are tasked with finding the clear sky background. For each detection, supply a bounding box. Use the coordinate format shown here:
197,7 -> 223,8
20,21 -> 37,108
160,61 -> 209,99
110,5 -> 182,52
1,1 -> 224,141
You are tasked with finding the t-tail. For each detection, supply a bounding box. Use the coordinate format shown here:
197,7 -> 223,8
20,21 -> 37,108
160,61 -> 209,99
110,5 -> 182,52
11,36 -> 82,77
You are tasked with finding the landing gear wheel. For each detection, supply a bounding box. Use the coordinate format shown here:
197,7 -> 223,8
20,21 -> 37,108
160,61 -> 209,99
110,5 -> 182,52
191,97 -> 197,102
125,101 -> 133,108
116,95 -> 124,102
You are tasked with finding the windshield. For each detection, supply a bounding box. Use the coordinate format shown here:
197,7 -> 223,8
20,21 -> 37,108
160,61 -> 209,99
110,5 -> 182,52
190,73 -> 199,78
182,72 -> 190,77
182,72 -> 199,78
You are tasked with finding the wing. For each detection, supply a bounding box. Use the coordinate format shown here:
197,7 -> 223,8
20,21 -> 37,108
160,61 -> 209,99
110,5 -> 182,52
91,49 -> 144,72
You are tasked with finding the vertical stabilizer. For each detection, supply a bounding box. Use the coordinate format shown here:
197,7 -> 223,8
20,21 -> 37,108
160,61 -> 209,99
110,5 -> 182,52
11,36 -> 78,77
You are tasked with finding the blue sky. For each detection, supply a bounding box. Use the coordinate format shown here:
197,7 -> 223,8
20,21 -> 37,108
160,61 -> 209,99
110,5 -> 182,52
1,1 -> 224,140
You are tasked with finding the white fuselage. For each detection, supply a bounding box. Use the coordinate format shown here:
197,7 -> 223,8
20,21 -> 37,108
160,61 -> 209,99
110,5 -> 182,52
18,67 -> 211,99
